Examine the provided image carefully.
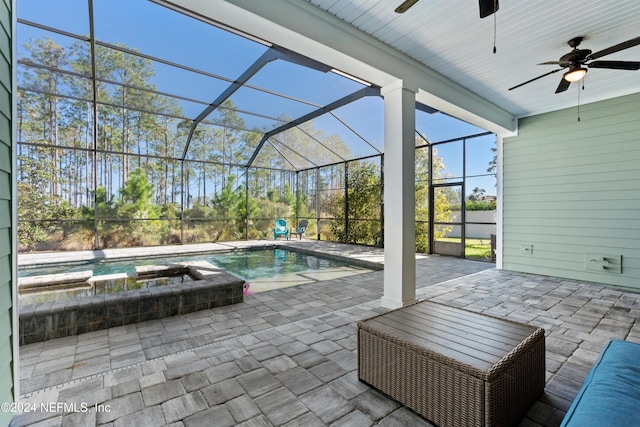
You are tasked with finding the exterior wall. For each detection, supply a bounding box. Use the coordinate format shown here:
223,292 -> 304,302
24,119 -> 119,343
503,92 -> 640,290
0,0 -> 14,422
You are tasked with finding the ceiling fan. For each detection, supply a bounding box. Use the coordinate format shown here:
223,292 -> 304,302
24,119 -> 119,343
509,36 -> 640,93
395,0 -> 499,18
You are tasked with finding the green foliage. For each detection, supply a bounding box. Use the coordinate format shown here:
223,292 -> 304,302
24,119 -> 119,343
210,175 -> 243,240
464,200 -> 496,211
327,161 -> 382,246
487,141 -> 497,174
415,147 -> 430,252
415,146 -> 455,252
119,168 -> 155,212
280,183 -> 296,207
212,175 -> 241,219
110,170 -> 161,246
79,186 -> 114,220
238,195 -> 259,236
161,203 -> 180,220
17,182 -> 75,249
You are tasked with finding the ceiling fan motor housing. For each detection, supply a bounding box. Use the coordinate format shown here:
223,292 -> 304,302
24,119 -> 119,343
567,36 -> 584,48
559,49 -> 592,66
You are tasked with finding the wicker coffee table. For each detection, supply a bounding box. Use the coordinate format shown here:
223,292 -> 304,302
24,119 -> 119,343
358,300 -> 545,427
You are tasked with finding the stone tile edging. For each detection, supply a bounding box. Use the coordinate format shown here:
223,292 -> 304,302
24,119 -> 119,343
18,262 -> 245,345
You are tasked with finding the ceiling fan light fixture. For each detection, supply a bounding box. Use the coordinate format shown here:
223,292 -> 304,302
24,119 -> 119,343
563,67 -> 587,82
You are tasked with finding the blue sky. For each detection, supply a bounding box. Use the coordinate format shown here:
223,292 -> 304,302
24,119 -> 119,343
18,0 -> 496,195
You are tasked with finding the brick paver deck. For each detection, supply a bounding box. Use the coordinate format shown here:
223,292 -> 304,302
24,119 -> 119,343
11,242 -> 640,426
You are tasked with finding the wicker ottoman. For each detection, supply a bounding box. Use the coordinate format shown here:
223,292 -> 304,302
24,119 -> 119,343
358,300 -> 545,427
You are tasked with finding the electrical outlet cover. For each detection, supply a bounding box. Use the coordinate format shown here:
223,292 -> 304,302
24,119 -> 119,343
585,254 -> 622,274
520,245 -> 533,255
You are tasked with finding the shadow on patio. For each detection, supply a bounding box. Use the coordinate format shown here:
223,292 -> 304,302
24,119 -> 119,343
11,246 -> 640,426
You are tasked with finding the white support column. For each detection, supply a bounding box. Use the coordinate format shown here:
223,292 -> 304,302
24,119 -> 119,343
495,133 -> 504,269
380,81 -> 417,309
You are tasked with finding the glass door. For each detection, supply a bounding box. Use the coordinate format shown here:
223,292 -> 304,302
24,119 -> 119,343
431,183 -> 464,257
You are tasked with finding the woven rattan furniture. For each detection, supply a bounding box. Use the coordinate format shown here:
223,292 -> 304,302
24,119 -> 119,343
358,300 -> 545,427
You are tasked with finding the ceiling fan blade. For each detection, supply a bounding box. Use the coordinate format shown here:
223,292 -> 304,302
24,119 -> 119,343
587,36 -> 640,60
588,60 -> 640,70
508,69 -> 561,91
479,0 -> 499,18
538,61 -> 571,66
395,0 -> 419,13
555,78 -> 571,94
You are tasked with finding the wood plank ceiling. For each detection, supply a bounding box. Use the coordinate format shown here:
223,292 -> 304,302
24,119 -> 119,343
305,0 -> 640,117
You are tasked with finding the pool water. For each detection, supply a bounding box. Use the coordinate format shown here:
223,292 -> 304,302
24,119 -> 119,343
18,248 -> 360,282
18,274 -> 193,305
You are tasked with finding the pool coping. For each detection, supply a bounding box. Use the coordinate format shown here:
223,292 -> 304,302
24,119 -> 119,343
18,240 -> 386,271
282,245 -> 383,270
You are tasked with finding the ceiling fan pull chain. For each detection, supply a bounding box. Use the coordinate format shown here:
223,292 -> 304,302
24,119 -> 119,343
493,0 -> 497,54
577,81 -> 582,122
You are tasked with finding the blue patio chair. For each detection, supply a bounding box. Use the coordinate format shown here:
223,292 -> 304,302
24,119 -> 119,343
290,220 -> 308,240
273,219 -> 289,240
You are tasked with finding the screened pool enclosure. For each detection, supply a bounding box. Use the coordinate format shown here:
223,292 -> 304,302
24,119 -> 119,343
16,0 -> 497,260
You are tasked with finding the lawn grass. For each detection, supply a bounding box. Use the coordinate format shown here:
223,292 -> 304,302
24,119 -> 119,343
437,237 -> 492,260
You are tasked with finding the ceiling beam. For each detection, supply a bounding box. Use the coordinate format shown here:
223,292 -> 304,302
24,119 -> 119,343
246,86 -> 380,167
181,47 -> 276,160
181,44 -> 333,160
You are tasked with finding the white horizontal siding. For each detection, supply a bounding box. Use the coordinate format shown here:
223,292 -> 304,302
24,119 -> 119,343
502,92 -> 640,290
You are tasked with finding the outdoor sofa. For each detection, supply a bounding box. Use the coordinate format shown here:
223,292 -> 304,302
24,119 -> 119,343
560,339 -> 640,427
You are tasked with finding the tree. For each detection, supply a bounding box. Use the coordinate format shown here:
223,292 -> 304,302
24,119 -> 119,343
18,36 -> 380,251
326,161 -> 381,246
20,37 -> 71,199
209,101 -> 248,190
415,146 -> 430,252
17,121 -> 76,250
487,139 -> 497,174
98,46 -> 157,188
119,168 -> 155,212
211,175 -> 243,240
110,168 -> 162,247
468,187 -> 486,201
212,175 -> 241,219
17,182 -> 74,250
279,182 -> 296,208
415,144 -> 454,253
238,192 -> 259,238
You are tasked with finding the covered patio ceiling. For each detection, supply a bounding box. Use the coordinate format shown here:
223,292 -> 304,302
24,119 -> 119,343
159,0 -> 640,127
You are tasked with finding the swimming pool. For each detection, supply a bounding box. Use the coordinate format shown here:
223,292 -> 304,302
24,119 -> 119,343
18,248 -> 366,282
17,247 -> 376,344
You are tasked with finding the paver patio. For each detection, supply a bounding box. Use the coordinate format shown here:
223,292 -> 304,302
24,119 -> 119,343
10,242 -> 640,426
